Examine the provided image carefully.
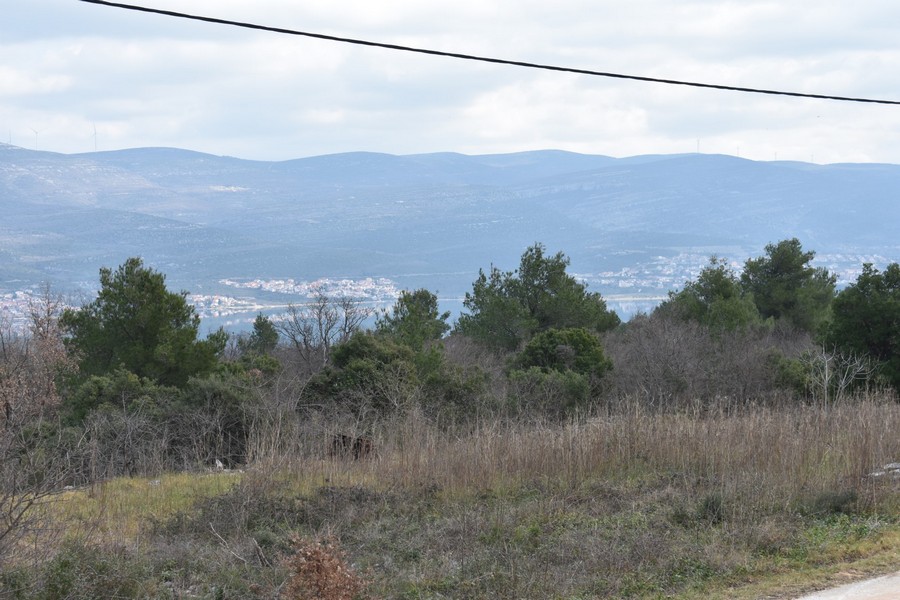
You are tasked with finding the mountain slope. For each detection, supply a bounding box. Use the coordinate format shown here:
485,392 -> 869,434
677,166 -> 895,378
2,144 -> 898,324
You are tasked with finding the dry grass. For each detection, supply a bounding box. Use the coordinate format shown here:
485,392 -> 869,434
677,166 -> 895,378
29,471 -> 242,549
17,394 -> 900,599
274,394 -> 900,597
351,397 -> 900,517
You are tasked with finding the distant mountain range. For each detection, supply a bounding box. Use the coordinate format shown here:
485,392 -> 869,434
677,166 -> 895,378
2,144 -> 898,329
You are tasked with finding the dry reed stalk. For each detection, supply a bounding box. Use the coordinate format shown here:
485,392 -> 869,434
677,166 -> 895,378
260,392 -> 898,527
315,393 -> 900,518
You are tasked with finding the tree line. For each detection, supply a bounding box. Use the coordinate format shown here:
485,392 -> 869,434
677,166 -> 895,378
1,240 -> 898,501
5,240 -> 900,428
2,238 -> 899,561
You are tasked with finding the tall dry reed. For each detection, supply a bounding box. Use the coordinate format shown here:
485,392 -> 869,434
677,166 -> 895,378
284,393 -> 900,521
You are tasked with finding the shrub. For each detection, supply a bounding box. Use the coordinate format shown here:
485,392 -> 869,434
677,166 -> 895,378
511,327 -> 611,380
63,368 -> 176,425
40,540 -> 148,600
283,534 -> 373,600
420,359 -> 490,417
158,474 -> 304,541
802,489 -> 859,517
507,367 -> 591,417
603,312 -> 805,407
307,333 -> 420,413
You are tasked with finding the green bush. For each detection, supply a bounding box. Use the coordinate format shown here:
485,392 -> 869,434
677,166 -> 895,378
307,332 -> 420,412
511,327 -> 612,380
421,360 -> 490,417
63,368 -> 176,424
768,349 -> 809,396
507,367 -> 591,416
506,327 -> 610,416
40,541 -> 148,600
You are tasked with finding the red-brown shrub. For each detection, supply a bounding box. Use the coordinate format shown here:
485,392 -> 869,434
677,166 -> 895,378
282,534 -> 373,600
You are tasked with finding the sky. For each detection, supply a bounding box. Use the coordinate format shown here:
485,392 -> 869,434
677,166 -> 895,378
3,0 -> 900,163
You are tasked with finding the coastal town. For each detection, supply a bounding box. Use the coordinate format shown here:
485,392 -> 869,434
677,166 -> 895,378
1,252 -> 888,332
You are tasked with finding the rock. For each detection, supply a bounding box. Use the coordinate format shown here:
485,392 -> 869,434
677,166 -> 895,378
868,462 -> 900,479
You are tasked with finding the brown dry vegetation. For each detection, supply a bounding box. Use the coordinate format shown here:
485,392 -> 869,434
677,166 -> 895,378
2,264 -> 899,598
3,394 -> 898,599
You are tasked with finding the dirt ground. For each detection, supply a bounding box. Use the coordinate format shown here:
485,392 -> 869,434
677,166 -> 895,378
794,571 -> 900,599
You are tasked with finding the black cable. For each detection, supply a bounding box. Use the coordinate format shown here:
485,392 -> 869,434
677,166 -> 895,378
79,0 -> 900,106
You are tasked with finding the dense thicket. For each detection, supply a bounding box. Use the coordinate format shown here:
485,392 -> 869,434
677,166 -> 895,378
0,244 -> 895,538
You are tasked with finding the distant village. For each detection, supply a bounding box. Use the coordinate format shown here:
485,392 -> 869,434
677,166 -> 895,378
219,276 -> 400,302
0,252 -> 888,331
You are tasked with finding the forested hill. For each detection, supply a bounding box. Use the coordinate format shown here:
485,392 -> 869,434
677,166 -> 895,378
1,144 -> 898,323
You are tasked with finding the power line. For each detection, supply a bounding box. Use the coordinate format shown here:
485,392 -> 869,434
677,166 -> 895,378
79,0 -> 900,106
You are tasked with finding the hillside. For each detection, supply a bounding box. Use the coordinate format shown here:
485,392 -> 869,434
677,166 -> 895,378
2,144 -> 898,326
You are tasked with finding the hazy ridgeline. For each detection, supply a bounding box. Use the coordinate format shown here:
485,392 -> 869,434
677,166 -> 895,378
4,146 -> 900,329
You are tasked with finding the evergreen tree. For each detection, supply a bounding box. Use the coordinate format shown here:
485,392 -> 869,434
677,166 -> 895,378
741,238 -> 835,332
660,257 -> 761,331
60,257 -> 225,387
825,262 -> 900,390
456,244 -> 619,351
240,313 -> 279,356
376,289 -> 450,351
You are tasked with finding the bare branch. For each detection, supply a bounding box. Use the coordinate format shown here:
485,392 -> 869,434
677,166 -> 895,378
275,290 -> 371,371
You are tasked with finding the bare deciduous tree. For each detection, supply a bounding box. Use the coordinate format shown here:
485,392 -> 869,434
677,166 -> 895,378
0,287 -> 76,563
801,346 -> 878,405
602,312 -> 807,409
276,289 -> 371,371
1,285 -> 73,429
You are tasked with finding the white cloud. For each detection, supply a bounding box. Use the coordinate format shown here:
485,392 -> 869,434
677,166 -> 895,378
2,0 -> 899,162
0,67 -> 72,96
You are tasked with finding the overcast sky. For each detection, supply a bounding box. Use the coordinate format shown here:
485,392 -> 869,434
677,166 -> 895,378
3,0 -> 900,163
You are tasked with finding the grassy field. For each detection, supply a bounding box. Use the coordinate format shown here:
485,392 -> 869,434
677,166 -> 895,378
4,396 -> 899,599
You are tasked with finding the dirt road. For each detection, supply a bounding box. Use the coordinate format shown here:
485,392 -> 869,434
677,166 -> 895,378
794,572 -> 900,599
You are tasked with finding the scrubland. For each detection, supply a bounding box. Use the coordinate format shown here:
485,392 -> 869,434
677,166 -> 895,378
4,395 -> 898,600
4,245 -> 900,598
